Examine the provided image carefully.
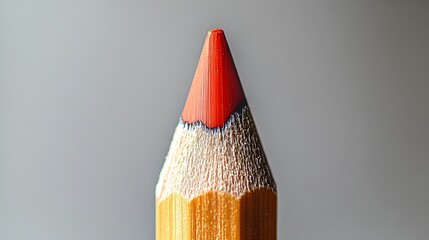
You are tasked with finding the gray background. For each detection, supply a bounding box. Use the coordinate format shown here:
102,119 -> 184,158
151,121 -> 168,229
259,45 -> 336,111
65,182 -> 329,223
1,0 -> 429,239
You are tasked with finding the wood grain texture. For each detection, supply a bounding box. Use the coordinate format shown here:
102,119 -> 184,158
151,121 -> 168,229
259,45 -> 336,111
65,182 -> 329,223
156,106 -> 277,239
156,188 -> 276,240
156,106 -> 276,201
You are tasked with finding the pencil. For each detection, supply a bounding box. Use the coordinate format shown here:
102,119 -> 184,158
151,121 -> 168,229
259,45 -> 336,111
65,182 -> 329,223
156,29 -> 277,240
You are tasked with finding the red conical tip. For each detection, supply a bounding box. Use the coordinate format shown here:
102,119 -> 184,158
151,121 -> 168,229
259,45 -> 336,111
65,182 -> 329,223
181,29 -> 246,128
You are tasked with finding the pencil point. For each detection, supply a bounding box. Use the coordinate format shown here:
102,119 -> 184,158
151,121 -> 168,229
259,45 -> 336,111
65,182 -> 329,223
208,28 -> 224,34
182,29 -> 246,128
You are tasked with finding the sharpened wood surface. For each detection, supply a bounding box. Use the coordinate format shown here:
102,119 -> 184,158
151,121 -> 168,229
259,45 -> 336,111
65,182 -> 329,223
156,106 -> 276,202
156,188 -> 276,240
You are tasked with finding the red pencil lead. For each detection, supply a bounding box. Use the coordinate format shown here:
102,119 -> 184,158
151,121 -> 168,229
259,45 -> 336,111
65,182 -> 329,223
181,29 -> 246,128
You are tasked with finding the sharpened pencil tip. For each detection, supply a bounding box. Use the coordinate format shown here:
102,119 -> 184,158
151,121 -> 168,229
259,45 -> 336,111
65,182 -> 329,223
208,28 -> 224,34
181,29 -> 246,128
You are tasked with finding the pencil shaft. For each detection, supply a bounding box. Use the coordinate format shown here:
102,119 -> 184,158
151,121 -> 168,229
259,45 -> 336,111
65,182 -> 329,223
156,189 -> 276,240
